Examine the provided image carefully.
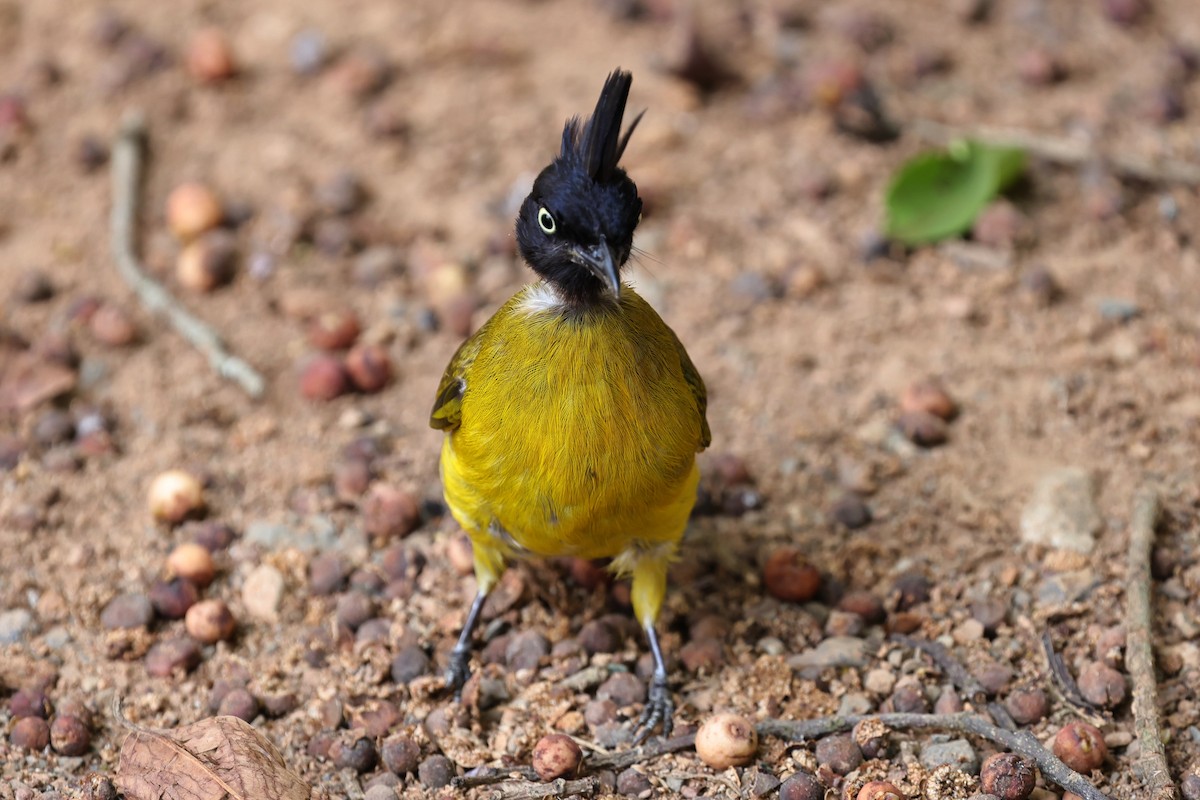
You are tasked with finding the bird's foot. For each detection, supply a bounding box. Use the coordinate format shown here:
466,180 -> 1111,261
633,674 -> 674,743
444,647 -> 472,700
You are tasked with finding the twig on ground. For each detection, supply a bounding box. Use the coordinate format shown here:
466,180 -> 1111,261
909,119 -> 1200,186
111,111 -> 265,399
587,734 -> 697,772
454,735 -> 697,789
757,712 -> 1112,800
456,767 -> 538,789
1042,630 -> 1099,713
1125,488 -> 1177,800
889,633 -> 1016,728
489,776 -> 598,800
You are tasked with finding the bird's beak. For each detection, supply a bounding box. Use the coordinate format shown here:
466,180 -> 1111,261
572,237 -> 622,299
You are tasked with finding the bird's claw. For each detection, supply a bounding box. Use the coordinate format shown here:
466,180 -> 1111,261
633,675 -> 674,743
444,647 -> 471,700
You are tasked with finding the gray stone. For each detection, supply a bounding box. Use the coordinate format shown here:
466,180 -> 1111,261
1097,298 -> 1140,322
246,515 -> 342,553
0,608 -> 34,643
1036,569 -> 1099,606
788,636 -> 867,669
837,692 -> 873,715
1020,467 -> 1102,552
242,564 -> 285,621
920,738 -> 980,774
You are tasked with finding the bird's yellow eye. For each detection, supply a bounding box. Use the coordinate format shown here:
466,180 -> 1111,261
537,207 -> 556,235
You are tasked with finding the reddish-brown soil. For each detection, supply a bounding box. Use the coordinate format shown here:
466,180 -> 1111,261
2,0 -> 1200,798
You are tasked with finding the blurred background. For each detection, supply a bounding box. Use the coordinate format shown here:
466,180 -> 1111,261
2,0 -> 1200,796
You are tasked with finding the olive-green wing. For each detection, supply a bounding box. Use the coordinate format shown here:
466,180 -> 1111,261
429,334 -> 484,432
672,333 -> 711,450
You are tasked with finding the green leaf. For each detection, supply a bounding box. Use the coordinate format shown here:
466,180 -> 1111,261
884,140 -> 1026,246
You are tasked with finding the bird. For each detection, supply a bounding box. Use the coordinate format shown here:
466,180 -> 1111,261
429,69 -> 710,738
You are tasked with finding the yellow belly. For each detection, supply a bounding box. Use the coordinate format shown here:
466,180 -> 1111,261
440,286 -> 704,566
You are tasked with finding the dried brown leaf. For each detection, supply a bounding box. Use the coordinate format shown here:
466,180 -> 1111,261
115,715 -> 309,800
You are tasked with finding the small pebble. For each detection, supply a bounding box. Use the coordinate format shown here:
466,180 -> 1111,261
1052,722 -> 1107,773
333,736 -> 378,773
382,735 -> 421,774
1180,774 -> 1200,800
896,410 -> 948,447
863,668 -> 896,695
1077,661 -> 1127,708
779,771 -> 824,800
308,309 -> 362,351
10,717 -> 50,751
892,572 -> 932,609
889,682 -> 929,713
1020,266 -> 1062,307
970,597 -> 1007,634
89,303 -> 137,347
10,689 -> 52,719
825,610 -> 864,638
679,637 -> 724,672
299,355 -> 351,401
363,786 -> 395,800
217,688 -> 259,722
815,733 -> 863,774
1004,687 -> 1048,725
578,619 -> 623,654
167,182 -> 223,242
532,733 -> 583,780
13,270 -> 55,303
418,755 -> 455,789
616,768 -> 652,796
167,542 -> 216,587
184,599 -> 236,643
1097,298 -> 1140,322
505,629 -> 550,672
763,547 -> 822,602
100,593 -> 154,629
973,661 -> 1013,695
980,752 -> 1035,799
391,644 -> 430,683
597,671 -> 646,707
242,564 -> 285,622
188,520 -> 236,551
934,688 -> 964,714
50,715 -> 91,756
335,591 -> 375,631
830,494 -> 872,529
838,591 -> 885,623
149,578 -> 199,619
309,552 -> 348,595
289,29 -> 328,75
1017,48 -> 1065,85
316,170 -> 367,216
145,637 -> 202,677
362,484 -> 420,540
920,738 -> 979,773
186,27 -> 237,83
346,344 -> 393,393
76,135 -> 111,172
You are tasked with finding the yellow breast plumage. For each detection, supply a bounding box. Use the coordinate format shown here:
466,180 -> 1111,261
436,283 -> 707,575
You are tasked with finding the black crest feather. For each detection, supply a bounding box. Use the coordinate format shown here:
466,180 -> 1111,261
561,69 -> 644,183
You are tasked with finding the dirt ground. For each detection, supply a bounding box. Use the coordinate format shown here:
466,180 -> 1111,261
3,0 -> 1200,798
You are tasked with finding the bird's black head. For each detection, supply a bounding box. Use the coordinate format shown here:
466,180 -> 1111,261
516,70 -> 644,307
